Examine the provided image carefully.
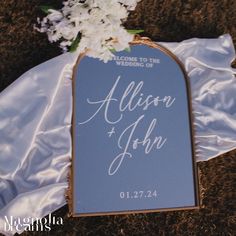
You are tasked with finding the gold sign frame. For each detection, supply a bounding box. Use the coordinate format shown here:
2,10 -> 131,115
68,38 -> 200,217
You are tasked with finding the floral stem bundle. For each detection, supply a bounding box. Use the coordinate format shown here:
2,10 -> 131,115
36,0 -> 143,62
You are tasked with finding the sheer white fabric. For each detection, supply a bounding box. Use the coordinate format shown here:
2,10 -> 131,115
0,34 -> 235,235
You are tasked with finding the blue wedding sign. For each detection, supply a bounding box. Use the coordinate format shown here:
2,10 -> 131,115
72,42 -> 199,216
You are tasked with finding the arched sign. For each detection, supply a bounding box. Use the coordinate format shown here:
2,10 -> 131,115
71,40 -> 199,216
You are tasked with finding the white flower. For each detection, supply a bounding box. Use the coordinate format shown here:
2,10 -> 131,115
37,0 -> 142,62
119,0 -> 141,10
47,9 -> 64,21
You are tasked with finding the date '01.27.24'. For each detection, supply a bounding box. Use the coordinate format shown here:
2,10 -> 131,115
120,190 -> 158,199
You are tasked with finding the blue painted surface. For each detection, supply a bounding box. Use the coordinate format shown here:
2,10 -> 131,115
73,45 -> 197,214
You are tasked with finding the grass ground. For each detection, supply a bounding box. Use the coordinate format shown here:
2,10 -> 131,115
0,0 -> 235,235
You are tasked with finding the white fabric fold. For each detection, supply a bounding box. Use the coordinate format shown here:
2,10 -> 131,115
0,53 -> 78,235
0,34 -> 235,235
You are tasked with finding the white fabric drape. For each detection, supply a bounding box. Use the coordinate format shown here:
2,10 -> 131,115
0,34 -> 235,235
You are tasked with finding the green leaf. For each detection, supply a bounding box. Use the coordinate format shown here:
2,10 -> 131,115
125,47 -> 131,52
127,29 -> 144,35
109,48 -> 116,53
39,5 -> 54,14
109,47 -> 131,54
69,37 -> 81,52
